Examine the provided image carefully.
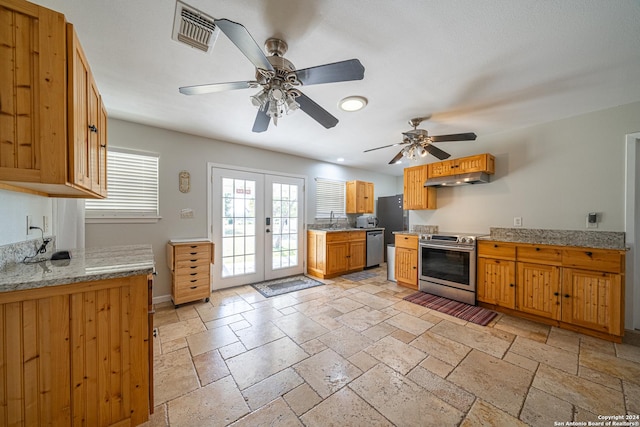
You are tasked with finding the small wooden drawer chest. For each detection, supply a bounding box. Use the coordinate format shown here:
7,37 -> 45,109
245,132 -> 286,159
166,240 -> 214,307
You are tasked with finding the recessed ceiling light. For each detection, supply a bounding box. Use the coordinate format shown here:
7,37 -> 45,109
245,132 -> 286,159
339,96 -> 368,112
337,157 -> 345,162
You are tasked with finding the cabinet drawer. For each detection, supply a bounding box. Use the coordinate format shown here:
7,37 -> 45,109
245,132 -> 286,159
175,243 -> 211,256
175,263 -> 210,277
174,279 -> 210,300
395,234 -> 418,250
326,232 -> 349,243
176,257 -> 211,269
348,231 -> 366,241
562,249 -> 623,273
478,241 -> 516,259
517,245 -> 562,264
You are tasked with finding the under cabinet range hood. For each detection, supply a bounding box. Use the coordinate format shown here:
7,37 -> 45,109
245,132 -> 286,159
424,172 -> 491,187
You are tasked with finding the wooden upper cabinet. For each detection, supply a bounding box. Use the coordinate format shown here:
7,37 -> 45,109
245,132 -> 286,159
346,180 -> 374,214
403,165 -> 436,210
68,23 -> 107,197
0,1 -> 107,198
0,1 -> 67,189
427,153 -> 495,178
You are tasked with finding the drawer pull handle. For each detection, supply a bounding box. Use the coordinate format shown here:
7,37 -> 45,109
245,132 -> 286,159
585,251 -> 593,257
190,245 -> 198,248
190,279 -> 197,282
190,286 -> 197,289
535,247 -> 540,251
190,273 -> 197,276
191,259 -> 197,262
190,252 -> 197,255
190,266 -> 197,269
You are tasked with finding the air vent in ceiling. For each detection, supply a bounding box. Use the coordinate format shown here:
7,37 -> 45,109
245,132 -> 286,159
171,1 -> 219,53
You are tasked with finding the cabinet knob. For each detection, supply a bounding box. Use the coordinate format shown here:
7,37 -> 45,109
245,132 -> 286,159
585,251 -> 593,257
554,292 -> 559,296
100,144 -> 106,148
535,247 -> 540,251
564,294 -> 570,298
509,283 -> 514,287
493,244 -> 498,248
88,124 -> 98,133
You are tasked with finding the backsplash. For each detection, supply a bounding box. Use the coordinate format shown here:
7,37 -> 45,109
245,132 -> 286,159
411,224 -> 439,234
0,237 -> 57,270
489,227 -> 625,250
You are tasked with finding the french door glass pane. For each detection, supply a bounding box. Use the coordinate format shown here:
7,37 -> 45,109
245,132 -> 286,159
272,183 -> 299,270
221,178 -> 257,278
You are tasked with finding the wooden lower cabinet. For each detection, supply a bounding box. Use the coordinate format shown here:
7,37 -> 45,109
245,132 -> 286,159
517,262 -> 561,319
477,240 -> 625,342
395,234 -> 418,289
307,230 -> 366,279
167,241 -> 214,307
0,274 -> 151,426
561,268 -> 623,337
477,257 -> 516,309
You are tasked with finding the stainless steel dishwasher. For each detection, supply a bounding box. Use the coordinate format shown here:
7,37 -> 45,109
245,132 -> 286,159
366,230 -> 384,268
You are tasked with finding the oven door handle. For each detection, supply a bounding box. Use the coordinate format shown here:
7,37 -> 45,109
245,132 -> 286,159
420,243 -> 475,252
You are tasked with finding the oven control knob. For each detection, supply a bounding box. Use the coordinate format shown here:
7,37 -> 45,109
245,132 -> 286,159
460,237 -> 473,244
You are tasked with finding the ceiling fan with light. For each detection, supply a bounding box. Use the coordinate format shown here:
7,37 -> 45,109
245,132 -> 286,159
179,18 -> 365,132
364,116 -> 477,164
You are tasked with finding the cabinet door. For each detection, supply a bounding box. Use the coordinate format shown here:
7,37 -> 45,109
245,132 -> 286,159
348,240 -> 366,270
395,247 -> 418,289
561,268 -> 622,336
0,296 -> 71,425
97,99 -> 108,196
517,262 -> 561,319
364,182 -> 374,213
456,154 -> 488,173
477,258 -> 516,308
68,25 -> 91,190
0,3 -> 66,185
403,165 -> 436,210
326,242 -> 349,275
427,160 -> 454,178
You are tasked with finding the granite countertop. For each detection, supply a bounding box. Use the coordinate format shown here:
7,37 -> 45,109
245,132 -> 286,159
309,227 -> 385,232
482,228 -> 626,250
0,244 -> 155,293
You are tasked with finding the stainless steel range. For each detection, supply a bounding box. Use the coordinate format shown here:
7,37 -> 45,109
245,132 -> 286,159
418,232 -> 483,305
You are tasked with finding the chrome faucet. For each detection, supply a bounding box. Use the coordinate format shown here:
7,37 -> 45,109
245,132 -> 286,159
329,210 -> 335,228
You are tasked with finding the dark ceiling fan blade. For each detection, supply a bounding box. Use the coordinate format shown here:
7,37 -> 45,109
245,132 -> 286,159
252,102 -> 271,133
363,142 -> 404,153
388,150 -> 405,165
214,19 -> 274,72
424,143 -> 451,160
293,59 -> 365,86
429,132 -> 477,142
179,81 -> 257,95
296,92 -> 339,129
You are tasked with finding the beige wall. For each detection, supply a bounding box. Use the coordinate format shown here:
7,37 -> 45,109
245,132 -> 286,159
410,101 -> 640,232
85,119 -> 400,300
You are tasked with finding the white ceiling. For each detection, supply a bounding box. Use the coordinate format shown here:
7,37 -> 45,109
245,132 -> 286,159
32,0 -> 640,175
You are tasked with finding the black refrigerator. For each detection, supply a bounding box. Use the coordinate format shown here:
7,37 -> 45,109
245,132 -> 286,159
376,194 -> 408,261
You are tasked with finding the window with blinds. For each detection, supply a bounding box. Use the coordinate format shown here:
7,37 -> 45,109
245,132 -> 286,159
315,177 -> 345,219
85,147 -> 160,221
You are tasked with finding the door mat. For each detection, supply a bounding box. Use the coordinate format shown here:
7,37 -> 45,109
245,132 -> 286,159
403,291 -> 498,326
250,275 -> 325,298
340,271 -> 378,281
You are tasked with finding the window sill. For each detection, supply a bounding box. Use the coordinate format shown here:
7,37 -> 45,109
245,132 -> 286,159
85,216 -> 162,224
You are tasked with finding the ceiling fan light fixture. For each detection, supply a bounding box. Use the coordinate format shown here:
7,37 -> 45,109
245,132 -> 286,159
419,146 -> 428,157
339,96 -> 367,112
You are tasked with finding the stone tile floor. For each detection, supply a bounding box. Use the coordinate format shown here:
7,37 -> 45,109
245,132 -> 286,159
143,265 -> 640,426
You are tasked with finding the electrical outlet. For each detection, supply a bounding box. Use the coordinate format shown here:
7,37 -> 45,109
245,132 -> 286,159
43,215 -> 49,233
26,215 -> 33,235
514,217 -> 523,227
586,212 -> 598,229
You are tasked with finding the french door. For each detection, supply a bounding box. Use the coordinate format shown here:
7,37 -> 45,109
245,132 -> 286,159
210,167 -> 304,289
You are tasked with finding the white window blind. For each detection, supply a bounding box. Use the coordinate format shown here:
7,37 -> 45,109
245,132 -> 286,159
315,177 -> 345,218
85,147 -> 160,220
